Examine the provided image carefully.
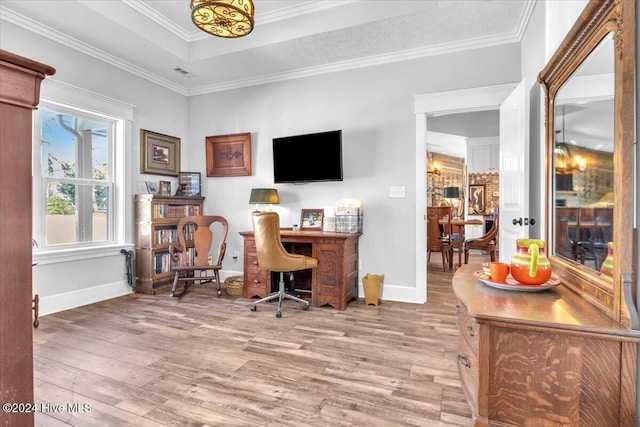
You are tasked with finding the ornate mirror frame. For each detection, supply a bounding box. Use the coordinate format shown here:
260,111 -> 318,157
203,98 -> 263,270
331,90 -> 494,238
539,0 -> 636,327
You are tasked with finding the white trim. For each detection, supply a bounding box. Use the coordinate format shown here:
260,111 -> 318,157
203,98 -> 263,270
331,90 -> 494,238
414,83 -> 518,115
33,244 -> 134,265
41,80 -> 136,121
0,6 -> 188,96
36,280 -> 132,317
415,83 -> 518,303
415,114 -> 427,304
34,81 -> 134,255
188,34 -> 521,95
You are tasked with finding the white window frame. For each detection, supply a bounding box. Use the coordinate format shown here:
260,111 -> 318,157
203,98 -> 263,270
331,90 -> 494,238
33,80 -> 134,264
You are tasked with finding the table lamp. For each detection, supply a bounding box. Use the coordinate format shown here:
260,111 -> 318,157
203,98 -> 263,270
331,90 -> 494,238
249,188 -> 279,211
442,186 -> 461,217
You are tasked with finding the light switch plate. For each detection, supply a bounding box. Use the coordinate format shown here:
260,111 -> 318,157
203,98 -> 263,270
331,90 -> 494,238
389,186 -> 406,198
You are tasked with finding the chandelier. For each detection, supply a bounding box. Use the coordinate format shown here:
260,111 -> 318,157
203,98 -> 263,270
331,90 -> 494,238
190,0 -> 255,38
554,142 -> 586,174
554,106 -> 586,174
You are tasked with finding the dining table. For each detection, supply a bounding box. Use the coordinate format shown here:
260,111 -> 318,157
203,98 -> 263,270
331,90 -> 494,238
439,217 -> 483,269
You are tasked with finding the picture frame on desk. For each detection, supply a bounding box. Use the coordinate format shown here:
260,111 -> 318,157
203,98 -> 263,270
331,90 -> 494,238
300,209 -> 323,230
140,129 -> 180,176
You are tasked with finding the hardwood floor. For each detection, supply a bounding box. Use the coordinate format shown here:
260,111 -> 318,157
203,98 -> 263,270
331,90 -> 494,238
32,255 -> 474,426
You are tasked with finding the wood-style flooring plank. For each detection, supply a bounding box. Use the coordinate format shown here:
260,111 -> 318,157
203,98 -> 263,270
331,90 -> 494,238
30,252 -> 475,426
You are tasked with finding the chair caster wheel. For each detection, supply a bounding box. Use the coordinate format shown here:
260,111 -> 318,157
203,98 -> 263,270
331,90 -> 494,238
303,304 -> 310,311
217,290 -> 222,297
250,305 -> 257,312
276,311 -> 282,318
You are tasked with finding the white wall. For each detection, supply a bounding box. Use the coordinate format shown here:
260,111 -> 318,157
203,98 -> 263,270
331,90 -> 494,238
2,19 -> 522,309
1,21 -> 188,315
187,44 -> 520,302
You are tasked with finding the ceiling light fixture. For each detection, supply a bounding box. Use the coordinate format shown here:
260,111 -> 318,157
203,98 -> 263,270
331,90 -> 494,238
190,0 -> 255,38
554,106 -> 586,174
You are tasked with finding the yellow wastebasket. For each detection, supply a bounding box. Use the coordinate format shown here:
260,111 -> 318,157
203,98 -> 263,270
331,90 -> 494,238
363,274 -> 384,306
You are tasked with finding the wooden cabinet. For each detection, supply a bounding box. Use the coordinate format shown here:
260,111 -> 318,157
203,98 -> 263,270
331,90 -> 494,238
135,194 -> 204,294
453,264 -> 640,426
240,230 -> 360,310
0,50 -> 55,426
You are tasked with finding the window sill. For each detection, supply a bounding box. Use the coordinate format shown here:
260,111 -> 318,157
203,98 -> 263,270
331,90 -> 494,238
33,244 -> 134,265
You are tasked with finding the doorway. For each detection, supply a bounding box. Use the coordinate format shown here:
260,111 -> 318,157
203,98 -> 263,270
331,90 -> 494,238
414,83 -> 518,303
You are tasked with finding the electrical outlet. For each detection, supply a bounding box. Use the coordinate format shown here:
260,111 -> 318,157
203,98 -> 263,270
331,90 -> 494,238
233,251 -> 240,260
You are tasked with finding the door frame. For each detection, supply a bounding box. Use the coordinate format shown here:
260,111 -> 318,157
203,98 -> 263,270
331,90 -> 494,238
414,83 -> 518,303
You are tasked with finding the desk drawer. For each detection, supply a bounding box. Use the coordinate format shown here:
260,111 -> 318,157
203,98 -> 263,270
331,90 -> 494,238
244,271 -> 269,298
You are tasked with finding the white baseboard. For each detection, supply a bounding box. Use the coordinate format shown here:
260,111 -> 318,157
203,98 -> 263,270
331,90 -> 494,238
38,280 -> 132,317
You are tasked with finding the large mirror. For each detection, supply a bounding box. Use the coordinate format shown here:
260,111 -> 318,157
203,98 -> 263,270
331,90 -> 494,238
553,35 -> 614,278
539,0 -> 636,327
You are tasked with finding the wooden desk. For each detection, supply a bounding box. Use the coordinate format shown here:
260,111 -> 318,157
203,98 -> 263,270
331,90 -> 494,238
240,230 -> 361,310
439,218 -> 483,268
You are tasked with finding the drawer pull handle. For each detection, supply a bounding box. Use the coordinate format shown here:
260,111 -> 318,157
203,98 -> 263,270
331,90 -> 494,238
253,279 -> 260,284
458,354 -> 471,368
467,326 -> 475,337
253,261 -> 258,265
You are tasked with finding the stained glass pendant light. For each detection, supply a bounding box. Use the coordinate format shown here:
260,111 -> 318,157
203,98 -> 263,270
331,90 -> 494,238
190,0 -> 255,38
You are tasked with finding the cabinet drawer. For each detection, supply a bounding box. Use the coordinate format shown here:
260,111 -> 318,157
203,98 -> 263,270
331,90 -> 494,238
457,302 -> 479,353
457,332 -> 479,411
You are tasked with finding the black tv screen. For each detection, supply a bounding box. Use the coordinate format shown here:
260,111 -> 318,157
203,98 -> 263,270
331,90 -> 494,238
273,130 -> 343,183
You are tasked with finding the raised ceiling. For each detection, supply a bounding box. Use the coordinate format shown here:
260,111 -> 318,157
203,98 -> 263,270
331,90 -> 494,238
0,0 -> 533,96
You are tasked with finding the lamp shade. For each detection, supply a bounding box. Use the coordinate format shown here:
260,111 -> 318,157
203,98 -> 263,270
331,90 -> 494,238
442,187 -> 460,199
249,188 -> 279,205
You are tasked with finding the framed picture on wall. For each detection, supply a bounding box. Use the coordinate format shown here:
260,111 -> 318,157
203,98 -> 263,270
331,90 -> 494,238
140,129 -> 180,176
300,209 -> 323,230
469,184 -> 485,214
205,132 -> 252,177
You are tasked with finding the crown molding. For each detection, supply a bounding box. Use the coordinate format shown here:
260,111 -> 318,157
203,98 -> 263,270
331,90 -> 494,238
2,1 -> 531,98
121,0 -> 192,41
188,32 -> 520,95
0,5 -> 188,96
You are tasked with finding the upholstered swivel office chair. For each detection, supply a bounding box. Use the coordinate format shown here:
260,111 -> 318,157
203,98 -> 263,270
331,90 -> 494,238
169,215 -> 229,297
250,211 -> 318,318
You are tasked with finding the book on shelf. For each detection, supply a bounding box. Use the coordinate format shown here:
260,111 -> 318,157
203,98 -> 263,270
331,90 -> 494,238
153,204 -> 201,219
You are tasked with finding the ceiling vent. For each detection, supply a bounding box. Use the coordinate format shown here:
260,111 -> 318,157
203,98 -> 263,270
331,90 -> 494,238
173,67 -> 195,78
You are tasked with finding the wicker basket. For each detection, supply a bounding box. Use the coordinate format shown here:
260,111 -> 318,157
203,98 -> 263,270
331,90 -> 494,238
224,275 -> 244,296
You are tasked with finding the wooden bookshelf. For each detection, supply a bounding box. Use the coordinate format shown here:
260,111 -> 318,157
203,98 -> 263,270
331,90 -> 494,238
134,194 -> 204,294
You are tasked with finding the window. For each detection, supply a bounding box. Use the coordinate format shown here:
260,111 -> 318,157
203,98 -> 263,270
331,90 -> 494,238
32,80 -> 134,256
35,106 -> 115,247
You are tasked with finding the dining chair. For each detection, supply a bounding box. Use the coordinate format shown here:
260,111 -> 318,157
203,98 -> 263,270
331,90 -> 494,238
427,206 -> 453,271
463,208 -> 499,264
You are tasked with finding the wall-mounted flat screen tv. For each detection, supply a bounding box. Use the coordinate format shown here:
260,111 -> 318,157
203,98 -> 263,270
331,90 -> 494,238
273,130 -> 343,183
